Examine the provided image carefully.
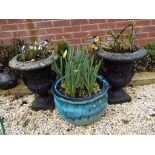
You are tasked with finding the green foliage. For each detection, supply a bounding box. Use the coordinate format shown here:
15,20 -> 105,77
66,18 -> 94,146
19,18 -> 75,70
134,42 -> 155,72
52,47 -> 101,98
106,22 -> 135,52
0,38 -> 25,66
145,42 -> 155,57
56,40 -> 69,57
18,41 -> 56,62
54,40 -> 69,76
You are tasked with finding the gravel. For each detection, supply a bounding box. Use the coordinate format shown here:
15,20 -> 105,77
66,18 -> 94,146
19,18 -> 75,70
0,84 -> 155,135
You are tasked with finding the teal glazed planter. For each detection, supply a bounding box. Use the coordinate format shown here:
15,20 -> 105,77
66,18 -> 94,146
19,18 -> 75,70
52,76 -> 109,126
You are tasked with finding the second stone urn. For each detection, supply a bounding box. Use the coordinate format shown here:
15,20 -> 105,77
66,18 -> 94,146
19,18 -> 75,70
9,54 -> 58,111
97,47 -> 147,104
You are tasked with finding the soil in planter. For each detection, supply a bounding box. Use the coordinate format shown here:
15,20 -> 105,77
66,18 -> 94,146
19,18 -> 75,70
57,79 -> 103,98
17,54 -> 51,62
102,46 -> 138,54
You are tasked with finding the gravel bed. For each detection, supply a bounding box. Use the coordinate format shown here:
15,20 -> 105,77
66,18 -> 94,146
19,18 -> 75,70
0,84 -> 155,135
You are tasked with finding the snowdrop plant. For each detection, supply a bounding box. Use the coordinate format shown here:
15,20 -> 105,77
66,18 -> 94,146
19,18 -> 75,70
18,40 -> 56,62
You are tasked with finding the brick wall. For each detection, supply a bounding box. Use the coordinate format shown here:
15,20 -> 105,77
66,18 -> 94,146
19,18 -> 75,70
0,19 -> 155,47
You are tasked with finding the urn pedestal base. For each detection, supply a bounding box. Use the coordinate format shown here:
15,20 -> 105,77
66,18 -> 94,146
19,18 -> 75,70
108,88 -> 131,104
31,93 -> 54,111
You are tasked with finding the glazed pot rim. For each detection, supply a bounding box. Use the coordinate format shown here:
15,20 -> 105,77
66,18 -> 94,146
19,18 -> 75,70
51,76 -> 109,104
9,54 -> 58,71
97,47 -> 147,62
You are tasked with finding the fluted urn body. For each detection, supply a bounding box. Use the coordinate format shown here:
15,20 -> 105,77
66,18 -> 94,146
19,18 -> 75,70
9,54 -> 58,111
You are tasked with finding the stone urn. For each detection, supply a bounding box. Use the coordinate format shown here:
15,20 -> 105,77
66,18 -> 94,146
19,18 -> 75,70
9,54 -> 58,111
0,64 -> 18,90
97,48 -> 147,104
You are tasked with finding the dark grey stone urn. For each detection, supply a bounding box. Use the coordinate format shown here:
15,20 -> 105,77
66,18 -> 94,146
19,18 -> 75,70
0,64 -> 18,90
97,48 -> 147,104
9,54 -> 58,111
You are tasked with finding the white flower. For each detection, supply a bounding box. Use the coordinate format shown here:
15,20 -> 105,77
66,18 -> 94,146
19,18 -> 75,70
21,46 -> 25,53
38,45 -> 43,50
21,46 -> 25,51
40,41 -> 48,46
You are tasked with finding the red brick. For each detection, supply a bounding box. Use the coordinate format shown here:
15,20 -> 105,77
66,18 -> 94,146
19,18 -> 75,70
38,35 -> 55,41
12,31 -> 29,37
89,19 -> 106,24
26,19 -> 44,22
89,30 -> 107,37
71,45 -> 82,49
72,32 -> 89,38
18,23 -> 27,30
7,19 -> 25,24
136,33 -> 149,39
53,20 -> 70,27
46,27 -> 63,34
64,26 -> 80,33
99,22 -> 115,29
113,28 -> 135,34
28,29 -> 46,36
142,26 -> 155,32
115,21 -> 133,28
67,38 -> 81,44
52,40 -> 59,45
0,38 -> 12,45
1,24 -> 18,31
29,19 -> 53,22
136,39 -> 147,45
135,20 -> 150,26
110,28 -> 122,34
106,19 -> 128,22
18,23 -> 35,30
136,38 -> 155,45
149,32 -> 155,37
150,20 -> 155,25
35,21 -> 53,28
71,19 -> 88,25
55,33 -> 72,40
0,32 -> 12,38
0,19 -> 7,25
81,24 -> 98,31
147,38 -> 155,42
137,43 -> 145,47
81,37 -> 93,44
22,36 -> 39,43
135,27 -> 143,33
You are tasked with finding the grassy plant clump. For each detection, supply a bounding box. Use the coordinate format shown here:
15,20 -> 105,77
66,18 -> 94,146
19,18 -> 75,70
52,47 -> 101,98
134,42 -> 155,72
0,38 -> 25,66
18,40 -> 56,62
